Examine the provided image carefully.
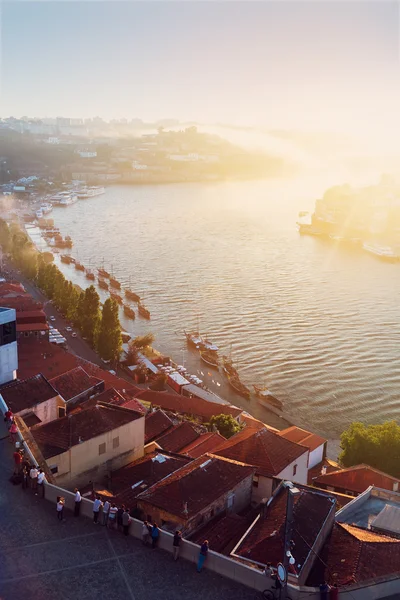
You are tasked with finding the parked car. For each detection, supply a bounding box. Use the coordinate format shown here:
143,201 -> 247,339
49,316 -> 56,321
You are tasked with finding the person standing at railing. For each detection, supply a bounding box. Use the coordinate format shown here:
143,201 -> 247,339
173,530 -> 182,561
37,469 -> 46,498
30,465 -> 39,494
103,499 -> 111,526
74,488 -> 82,516
57,496 -> 65,521
93,496 -> 103,524
197,540 -> 209,573
9,421 -> 18,444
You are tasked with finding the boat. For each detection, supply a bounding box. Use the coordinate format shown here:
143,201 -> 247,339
98,267 -> 110,279
200,349 -> 219,369
253,385 -> 283,415
85,270 -> 95,281
297,223 -> 323,236
123,304 -> 136,320
60,254 -> 73,264
51,192 -> 78,206
138,303 -> 151,319
110,292 -> 123,305
98,278 -> 109,290
125,289 -> 141,303
74,261 -> 85,271
184,330 -> 203,349
77,186 -> 105,199
362,242 -> 399,262
222,355 -> 239,378
65,236 -> 73,248
109,277 -> 121,290
227,374 -> 251,400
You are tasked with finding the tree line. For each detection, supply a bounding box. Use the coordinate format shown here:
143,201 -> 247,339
0,219 -> 122,362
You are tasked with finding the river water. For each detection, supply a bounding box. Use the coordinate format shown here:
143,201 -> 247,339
49,175 -> 400,443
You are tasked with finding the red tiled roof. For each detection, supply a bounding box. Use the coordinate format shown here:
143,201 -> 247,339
97,387 -> 145,414
145,409 -> 174,443
17,323 -> 49,332
50,366 -> 102,401
137,454 -> 255,520
105,451 -> 192,506
135,389 -> 243,421
31,401 -> 143,459
215,427 -> 308,477
190,513 -> 250,554
307,523 -> 400,587
313,464 -> 400,495
279,426 -> 327,452
0,374 -> 58,413
156,421 -> 200,453
180,432 -> 226,458
235,486 -> 336,569
307,458 -> 340,485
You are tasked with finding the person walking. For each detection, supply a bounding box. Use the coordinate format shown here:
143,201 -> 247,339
173,530 -> 182,561
30,465 -> 39,494
4,409 -> 13,427
117,505 -> 125,532
122,508 -> 131,536
197,540 -> 209,573
13,450 -> 22,474
22,465 -> 29,490
102,499 -> 111,526
37,469 -> 46,498
9,421 -> 18,444
74,488 -> 82,516
142,520 -> 151,545
151,523 -> 160,549
57,496 -> 65,521
108,503 -> 118,529
93,496 -> 103,524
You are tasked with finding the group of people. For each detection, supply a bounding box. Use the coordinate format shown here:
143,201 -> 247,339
12,447 -> 46,496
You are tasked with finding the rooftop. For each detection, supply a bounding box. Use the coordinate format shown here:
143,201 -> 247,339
279,425 -> 327,452
180,432 -> 226,458
215,426 -> 308,477
156,421 -> 200,453
137,454 -> 255,520
233,484 -> 336,571
190,513 -> 251,555
336,486 -> 400,530
135,389 -> 243,422
49,366 -> 102,401
31,401 -> 143,459
0,374 -> 58,413
313,464 -> 400,495
145,409 -> 174,443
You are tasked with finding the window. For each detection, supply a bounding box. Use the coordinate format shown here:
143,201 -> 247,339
0,321 -> 16,346
58,407 -> 66,418
292,464 -> 297,477
49,465 -> 58,474
112,436 -> 120,449
227,493 -> 235,510
253,475 -> 259,488
99,442 -> 106,455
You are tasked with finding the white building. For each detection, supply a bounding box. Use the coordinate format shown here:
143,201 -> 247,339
0,308 -> 17,386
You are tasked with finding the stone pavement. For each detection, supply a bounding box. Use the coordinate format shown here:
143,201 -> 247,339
0,427 -> 257,600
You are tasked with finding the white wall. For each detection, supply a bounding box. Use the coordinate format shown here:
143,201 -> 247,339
252,475 -> 273,503
18,394 -> 65,424
308,445 -> 324,470
277,450 -> 309,485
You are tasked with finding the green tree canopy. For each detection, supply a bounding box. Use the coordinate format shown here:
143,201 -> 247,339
339,420 -> 400,478
131,332 -> 155,350
98,298 -> 122,362
80,285 -> 101,347
0,219 -> 11,252
209,414 -> 241,439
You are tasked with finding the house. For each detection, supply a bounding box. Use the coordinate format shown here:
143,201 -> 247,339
49,366 -> 104,407
278,425 -> 327,469
145,409 -> 174,444
0,283 -> 49,341
136,454 -> 255,535
312,464 -> 400,497
180,432 -> 226,458
0,307 -> 18,386
231,482 -> 337,585
0,373 -> 66,426
155,421 -> 201,453
30,401 -> 145,486
215,426 -> 309,502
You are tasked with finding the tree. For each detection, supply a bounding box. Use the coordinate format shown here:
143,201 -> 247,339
0,219 -> 11,252
339,421 -> 400,478
209,414 -> 242,439
80,285 -> 101,347
126,341 -> 139,366
131,332 -> 155,351
98,298 -> 122,362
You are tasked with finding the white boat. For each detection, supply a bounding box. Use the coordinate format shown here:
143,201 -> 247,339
50,192 -> 78,206
363,242 -> 399,262
41,203 -> 53,215
77,186 -> 105,199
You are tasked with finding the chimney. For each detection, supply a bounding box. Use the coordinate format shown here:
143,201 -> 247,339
321,465 -> 327,475
78,436 -> 83,444
393,482 -> 399,492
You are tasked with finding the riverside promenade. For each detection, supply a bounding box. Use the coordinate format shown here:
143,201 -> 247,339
0,425 -> 256,600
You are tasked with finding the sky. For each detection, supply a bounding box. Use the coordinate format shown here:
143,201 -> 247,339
1,1 -> 399,135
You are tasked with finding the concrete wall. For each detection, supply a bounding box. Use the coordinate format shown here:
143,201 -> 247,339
308,445 -> 324,470
18,394 -> 65,425
252,474 -> 273,503
50,416 -> 145,486
277,450 -> 309,485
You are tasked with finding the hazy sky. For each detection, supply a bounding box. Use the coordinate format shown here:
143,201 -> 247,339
1,1 -> 399,133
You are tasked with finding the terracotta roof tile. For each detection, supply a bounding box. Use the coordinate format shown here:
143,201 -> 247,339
307,522 -> 400,587
313,464 -> 400,495
190,513 -> 250,554
137,454 -> 255,520
135,390 -> 243,421
279,426 -> 327,452
156,421 -> 200,453
31,401 -> 143,459
235,486 -> 336,570
0,374 -> 58,413
307,458 -> 340,485
145,410 -> 174,443
50,366 -> 102,401
215,427 -> 308,476
180,432 -> 226,458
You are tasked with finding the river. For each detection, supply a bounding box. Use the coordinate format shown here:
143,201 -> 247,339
47,174 -> 400,446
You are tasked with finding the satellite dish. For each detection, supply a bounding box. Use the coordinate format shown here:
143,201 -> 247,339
277,562 -> 287,584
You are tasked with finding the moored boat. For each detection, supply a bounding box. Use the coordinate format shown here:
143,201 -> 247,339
138,303 -> 151,319
60,254 -> 73,264
227,374 -> 251,400
200,349 -> 219,369
85,270 -> 95,280
125,289 -> 141,303
362,242 -> 399,262
110,277 -> 121,290
98,278 -> 109,290
98,267 -> 110,279
110,292 -> 123,305
184,330 -> 203,349
123,304 -> 136,320
253,385 -> 283,415
222,355 -> 238,378
74,261 -> 85,271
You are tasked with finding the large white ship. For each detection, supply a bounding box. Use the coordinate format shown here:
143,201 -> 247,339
77,186 -> 105,199
50,192 -> 78,206
35,203 -> 53,218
